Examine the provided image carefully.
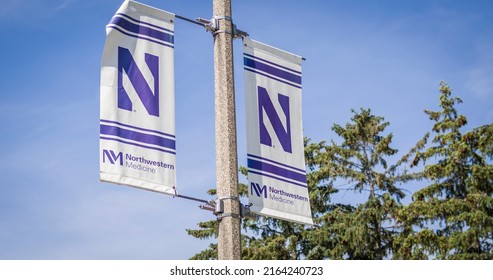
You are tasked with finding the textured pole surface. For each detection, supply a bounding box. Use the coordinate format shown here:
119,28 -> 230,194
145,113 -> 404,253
213,0 -> 241,260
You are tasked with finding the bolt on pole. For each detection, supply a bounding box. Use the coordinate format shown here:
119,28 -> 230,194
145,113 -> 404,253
213,0 -> 241,260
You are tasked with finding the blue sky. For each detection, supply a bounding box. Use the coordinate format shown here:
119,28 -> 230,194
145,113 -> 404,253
0,0 -> 492,259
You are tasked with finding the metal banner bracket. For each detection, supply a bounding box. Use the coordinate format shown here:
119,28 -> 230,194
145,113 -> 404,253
195,16 -> 248,38
174,188 -> 257,221
214,196 -> 256,220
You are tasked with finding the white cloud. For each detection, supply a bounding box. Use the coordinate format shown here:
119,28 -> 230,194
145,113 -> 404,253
465,44 -> 493,99
0,0 -> 75,21
55,0 -> 75,11
0,0 -> 22,18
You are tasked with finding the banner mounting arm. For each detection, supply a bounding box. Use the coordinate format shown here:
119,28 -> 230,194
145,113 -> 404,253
175,14 -> 249,38
174,14 -> 205,27
172,187 -> 255,219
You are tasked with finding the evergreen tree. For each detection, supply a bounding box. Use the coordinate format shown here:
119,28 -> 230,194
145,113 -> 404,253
304,108 -> 408,259
395,82 -> 493,259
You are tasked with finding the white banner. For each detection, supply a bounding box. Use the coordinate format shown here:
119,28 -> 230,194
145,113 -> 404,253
100,0 -> 176,195
243,38 -> 313,225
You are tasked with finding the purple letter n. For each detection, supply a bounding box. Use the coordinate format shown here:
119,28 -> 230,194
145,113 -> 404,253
258,86 -> 292,153
118,47 -> 160,117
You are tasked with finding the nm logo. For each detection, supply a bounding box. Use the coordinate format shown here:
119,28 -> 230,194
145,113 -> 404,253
102,149 -> 123,165
250,182 -> 267,198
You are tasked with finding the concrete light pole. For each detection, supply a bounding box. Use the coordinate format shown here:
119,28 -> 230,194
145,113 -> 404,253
212,0 -> 241,260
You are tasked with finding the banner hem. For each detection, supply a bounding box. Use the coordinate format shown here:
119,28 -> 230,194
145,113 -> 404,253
100,173 -> 175,196
251,208 -> 314,226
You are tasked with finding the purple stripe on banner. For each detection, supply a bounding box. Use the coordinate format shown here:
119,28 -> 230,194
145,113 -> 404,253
100,119 -> 175,139
115,13 -> 174,34
247,154 -> 305,173
244,57 -> 301,85
248,169 -> 307,188
244,67 -> 301,89
248,158 -> 307,184
100,136 -> 176,155
244,53 -> 301,75
109,16 -> 174,44
107,25 -> 174,48
100,124 -> 176,150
